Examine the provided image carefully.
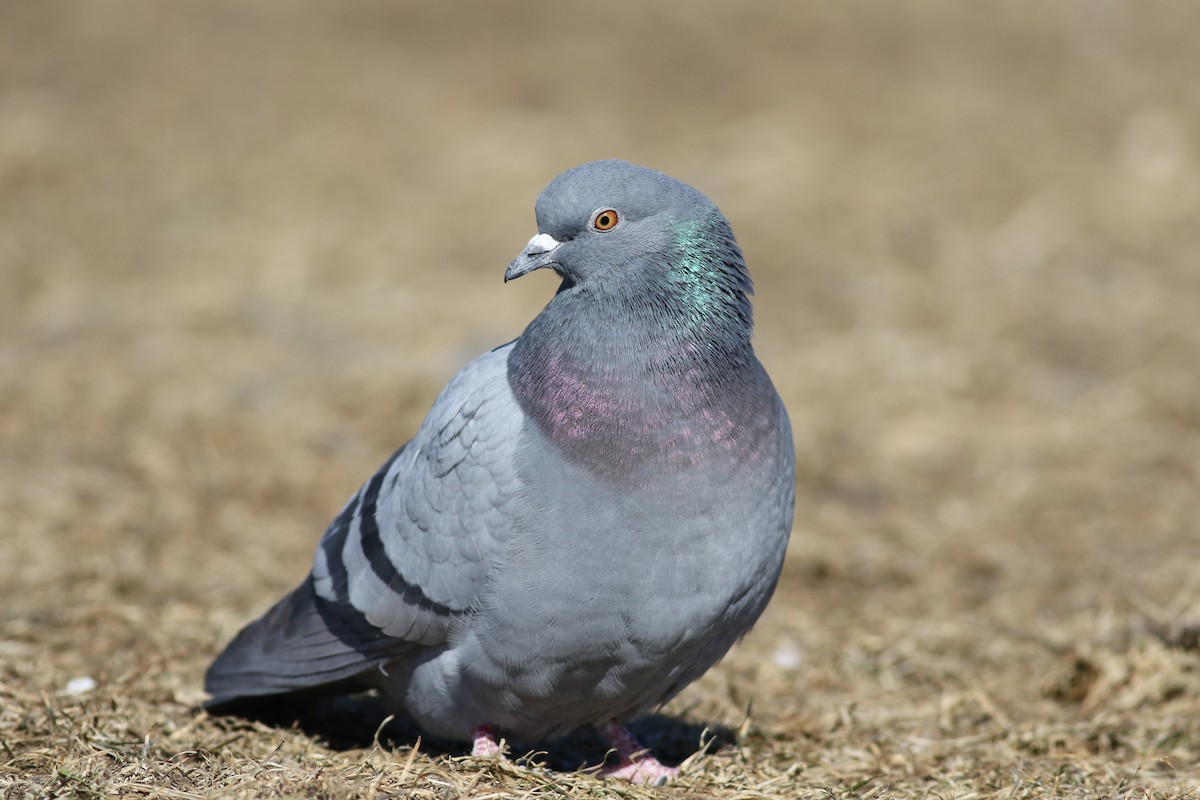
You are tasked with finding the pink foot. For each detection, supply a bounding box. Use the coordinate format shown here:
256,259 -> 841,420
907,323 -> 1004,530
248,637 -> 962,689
596,721 -> 679,785
471,725 -> 502,757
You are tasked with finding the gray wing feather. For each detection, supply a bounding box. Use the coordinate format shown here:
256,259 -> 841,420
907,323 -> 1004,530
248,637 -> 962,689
205,345 -> 522,705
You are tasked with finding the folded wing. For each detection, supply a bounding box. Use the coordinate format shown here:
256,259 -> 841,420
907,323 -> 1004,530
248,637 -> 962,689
205,346 -> 523,706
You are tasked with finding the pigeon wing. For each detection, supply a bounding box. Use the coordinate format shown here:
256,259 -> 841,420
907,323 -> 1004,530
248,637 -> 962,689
205,346 -> 522,706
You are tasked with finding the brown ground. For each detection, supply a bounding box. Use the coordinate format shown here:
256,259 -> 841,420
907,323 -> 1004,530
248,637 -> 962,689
2,2 -> 1199,798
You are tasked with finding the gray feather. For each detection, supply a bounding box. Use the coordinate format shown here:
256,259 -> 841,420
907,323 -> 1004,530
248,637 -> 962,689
205,348 -> 520,704
203,576 -> 405,706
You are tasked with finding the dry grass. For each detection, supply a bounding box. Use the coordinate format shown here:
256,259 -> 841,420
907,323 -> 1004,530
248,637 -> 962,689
2,2 -> 1200,797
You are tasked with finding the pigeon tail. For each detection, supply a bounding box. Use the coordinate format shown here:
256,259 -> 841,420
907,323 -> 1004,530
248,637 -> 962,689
204,576 -> 401,709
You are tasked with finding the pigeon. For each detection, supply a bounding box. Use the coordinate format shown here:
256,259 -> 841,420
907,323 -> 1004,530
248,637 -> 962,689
205,159 -> 795,784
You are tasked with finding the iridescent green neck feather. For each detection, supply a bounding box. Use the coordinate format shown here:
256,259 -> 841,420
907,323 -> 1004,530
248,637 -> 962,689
661,211 -> 754,349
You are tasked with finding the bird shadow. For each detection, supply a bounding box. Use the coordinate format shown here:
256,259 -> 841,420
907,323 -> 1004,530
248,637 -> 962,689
209,690 -> 735,773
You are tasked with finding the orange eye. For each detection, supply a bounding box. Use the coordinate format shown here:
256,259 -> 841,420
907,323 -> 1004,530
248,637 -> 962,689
592,209 -> 619,231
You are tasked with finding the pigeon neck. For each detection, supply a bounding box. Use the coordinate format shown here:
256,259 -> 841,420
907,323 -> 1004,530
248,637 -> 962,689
512,289 -> 757,387
507,259 -> 768,480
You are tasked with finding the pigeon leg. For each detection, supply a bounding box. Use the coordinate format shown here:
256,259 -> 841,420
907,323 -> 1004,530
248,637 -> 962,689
471,725 -> 502,757
596,721 -> 679,785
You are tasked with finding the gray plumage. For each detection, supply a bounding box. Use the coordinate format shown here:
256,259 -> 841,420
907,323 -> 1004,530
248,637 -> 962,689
206,159 -> 795,748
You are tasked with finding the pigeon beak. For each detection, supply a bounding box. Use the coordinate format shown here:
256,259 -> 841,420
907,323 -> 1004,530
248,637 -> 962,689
505,233 -> 561,282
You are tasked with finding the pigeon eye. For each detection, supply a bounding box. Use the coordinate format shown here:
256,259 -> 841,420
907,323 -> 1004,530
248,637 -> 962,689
591,209 -> 619,232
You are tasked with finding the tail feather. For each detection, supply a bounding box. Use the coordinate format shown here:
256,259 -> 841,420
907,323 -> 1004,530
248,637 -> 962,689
204,576 -> 407,708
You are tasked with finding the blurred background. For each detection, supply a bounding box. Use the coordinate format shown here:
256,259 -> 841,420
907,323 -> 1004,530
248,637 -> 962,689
1,0 -> 1198,793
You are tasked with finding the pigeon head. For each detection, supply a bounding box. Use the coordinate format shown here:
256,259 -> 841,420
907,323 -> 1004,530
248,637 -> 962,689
505,160 -> 753,335
506,161 -> 771,477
